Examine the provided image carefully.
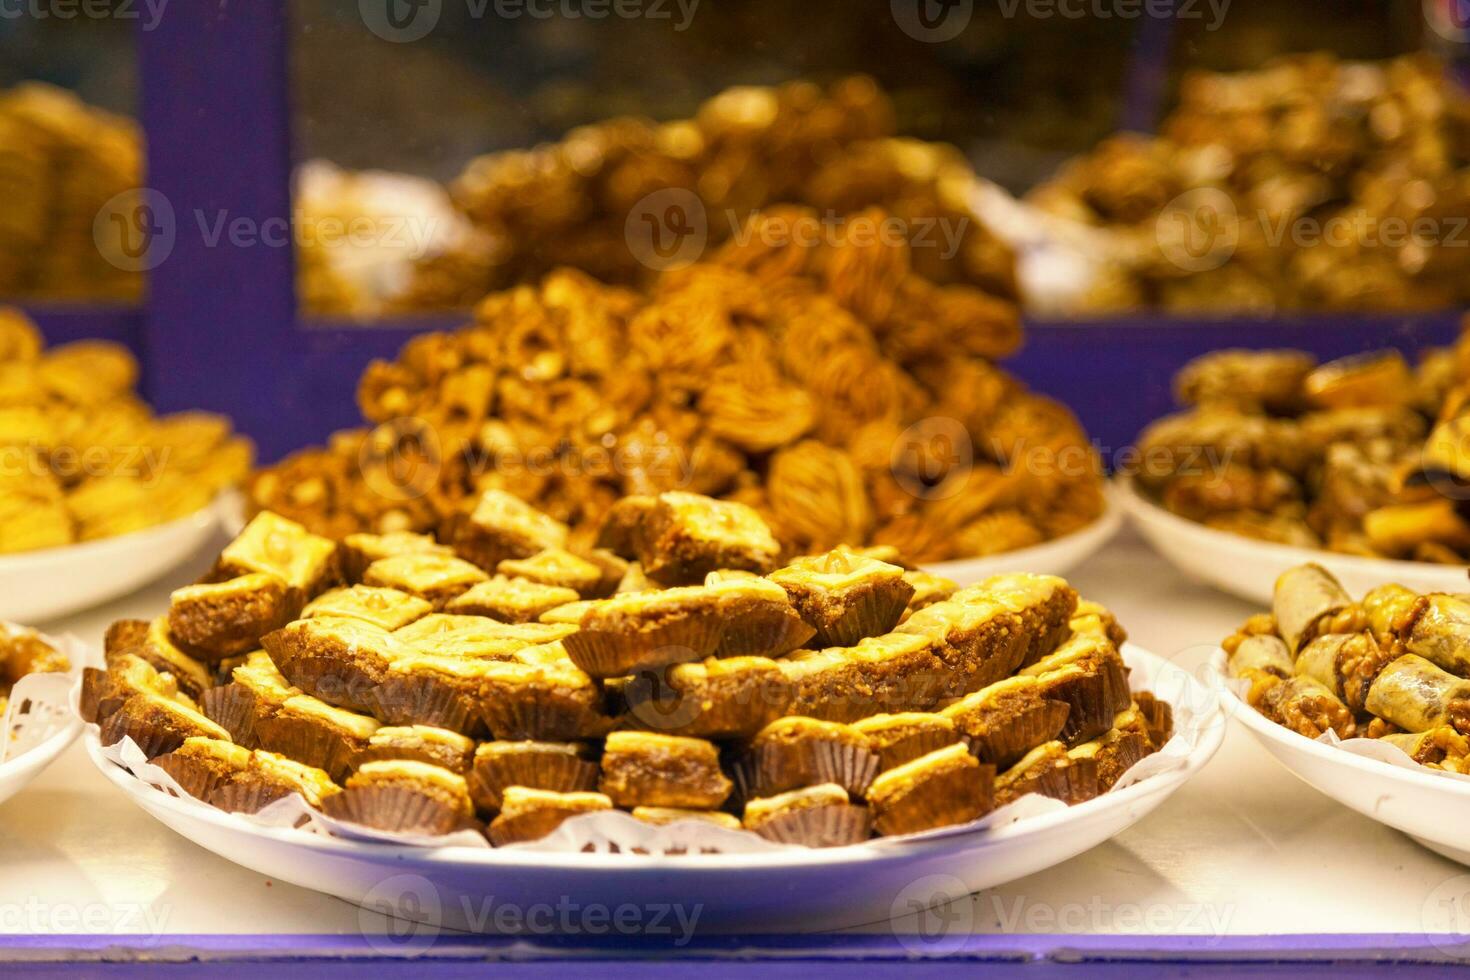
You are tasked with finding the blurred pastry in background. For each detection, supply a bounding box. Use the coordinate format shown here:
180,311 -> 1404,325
1024,54 -> 1470,313
0,309 -> 253,555
0,83 -> 144,304
451,75 -> 1017,299
1131,324 -> 1470,563
251,206 -> 1104,563
294,161 -> 506,319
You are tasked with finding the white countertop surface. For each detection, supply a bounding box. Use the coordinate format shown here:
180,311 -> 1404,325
3,526 -> 1466,944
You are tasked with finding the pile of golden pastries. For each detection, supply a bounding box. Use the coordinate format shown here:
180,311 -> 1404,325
0,309 -> 253,555
17,58 -> 1470,315
451,75 -> 1015,298
0,83 -> 144,304
1134,326 -> 1470,562
0,82 -> 501,317
1029,53 -> 1470,312
250,207 -> 1105,562
1226,564 -> 1470,774
305,75 -> 1018,316
84,489 -> 1170,845
10,75 -> 1012,320
293,160 -> 505,320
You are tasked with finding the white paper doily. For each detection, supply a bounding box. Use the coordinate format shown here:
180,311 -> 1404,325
93,644 -> 1204,856
0,625 -> 92,805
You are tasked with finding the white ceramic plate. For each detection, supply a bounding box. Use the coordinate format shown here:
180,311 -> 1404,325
0,496 -> 228,623
1207,649 -> 1470,866
86,645 -> 1221,933
1115,476 -> 1470,604
215,488 -> 247,539
924,501 -> 1122,586
0,705 -> 80,811
0,664 -> 83,811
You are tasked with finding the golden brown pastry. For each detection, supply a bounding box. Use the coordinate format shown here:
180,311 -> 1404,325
597,732 -> 733,809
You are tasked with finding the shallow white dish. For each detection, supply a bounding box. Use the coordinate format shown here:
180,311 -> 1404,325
215,488 -> 247,540
0,496 -> 228,623
0,699 -> 80,811
0,629 -> 90,810
1207,649 -> 1470,867
1116,476 -> 1470,604
86,644 -> 1221,933
924,500 -> 1122,586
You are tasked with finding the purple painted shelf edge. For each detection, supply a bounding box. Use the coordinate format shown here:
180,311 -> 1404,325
3,934 -> 1468,979
2,931 -> 1468,962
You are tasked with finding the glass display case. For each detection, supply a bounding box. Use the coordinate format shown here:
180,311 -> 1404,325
102,0 -> 1454,459
1,9 -> 141,355
280,0 -> 1439,322
9,4 -> 1470,975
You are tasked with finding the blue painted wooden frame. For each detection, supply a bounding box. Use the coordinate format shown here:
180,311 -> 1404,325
134,1 -> 446,460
